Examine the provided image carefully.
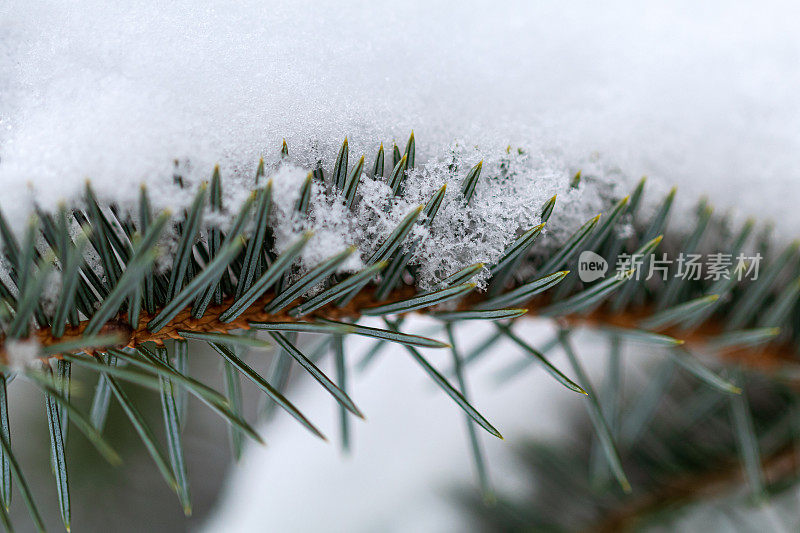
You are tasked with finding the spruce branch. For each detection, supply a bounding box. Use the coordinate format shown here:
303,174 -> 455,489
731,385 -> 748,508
0,133 -> 797,529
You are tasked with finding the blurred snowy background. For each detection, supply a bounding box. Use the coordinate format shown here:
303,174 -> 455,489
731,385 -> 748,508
2,0 -> 799,531
205,317 -> 616,532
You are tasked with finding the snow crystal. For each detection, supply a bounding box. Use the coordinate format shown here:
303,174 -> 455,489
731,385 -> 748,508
255,146 -> 622,289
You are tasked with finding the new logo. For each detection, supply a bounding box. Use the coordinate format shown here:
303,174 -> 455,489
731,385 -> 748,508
578,251 -> 608,282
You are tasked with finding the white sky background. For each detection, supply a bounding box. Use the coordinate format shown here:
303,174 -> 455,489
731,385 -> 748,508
2,0 -> 800,531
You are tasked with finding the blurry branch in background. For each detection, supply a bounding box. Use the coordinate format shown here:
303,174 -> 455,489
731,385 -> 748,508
460,364 -> 800,532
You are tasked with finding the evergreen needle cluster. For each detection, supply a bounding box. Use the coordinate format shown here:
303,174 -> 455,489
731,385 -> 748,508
0,135 -> 797,531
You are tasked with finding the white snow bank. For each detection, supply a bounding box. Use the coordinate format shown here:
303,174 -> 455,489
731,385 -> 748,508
202,317 -> 574,533
203,316 -> 643,533
2,0 -> 799,243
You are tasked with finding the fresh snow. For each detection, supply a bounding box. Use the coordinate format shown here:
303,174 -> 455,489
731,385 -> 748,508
2,0 -> 800,277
